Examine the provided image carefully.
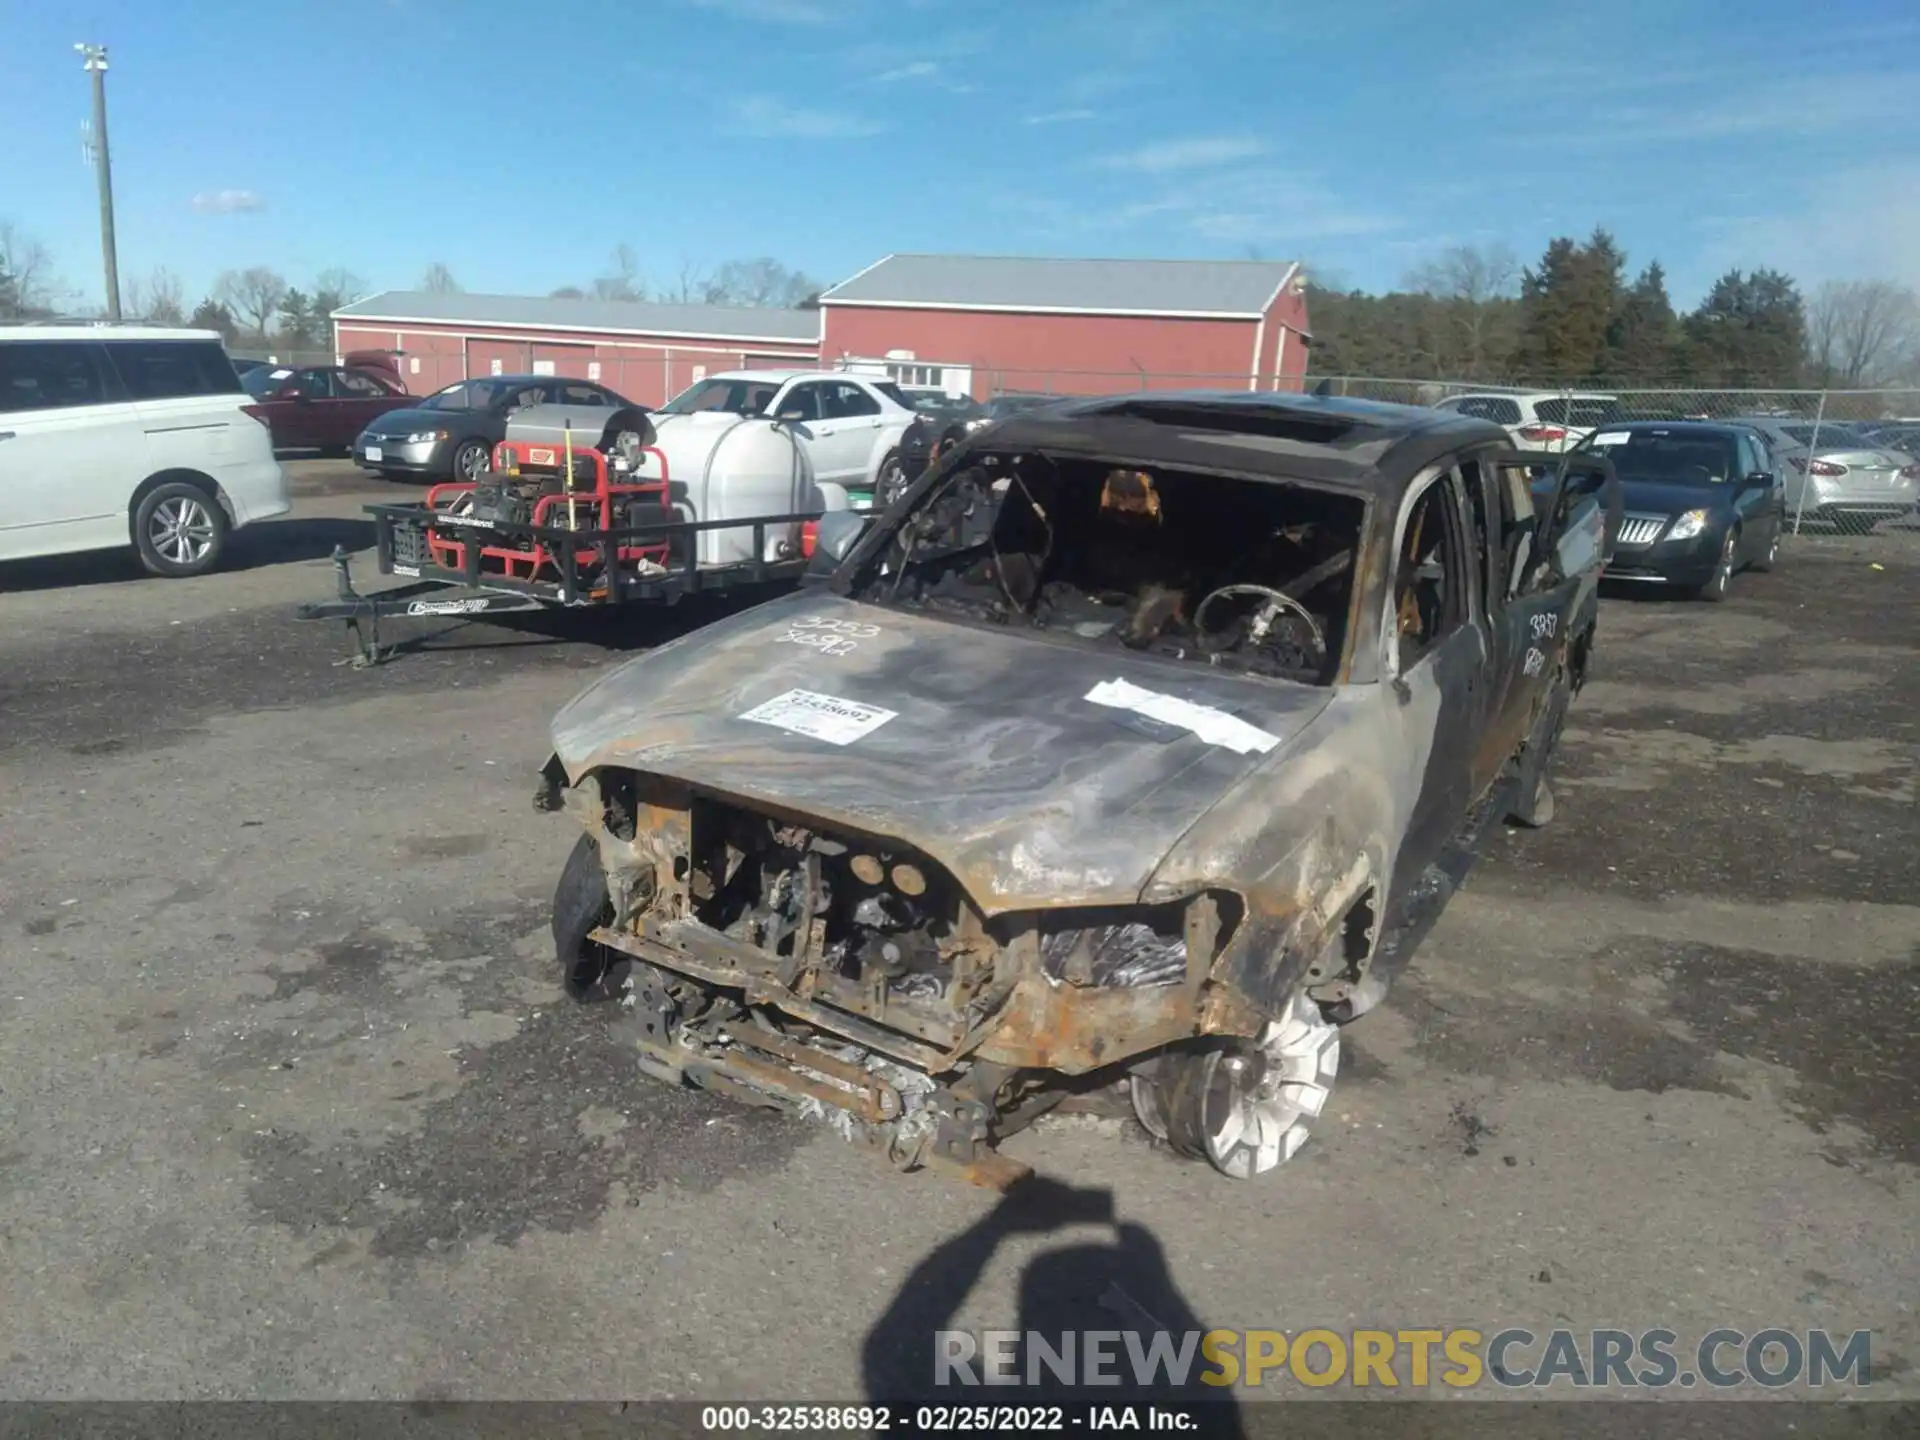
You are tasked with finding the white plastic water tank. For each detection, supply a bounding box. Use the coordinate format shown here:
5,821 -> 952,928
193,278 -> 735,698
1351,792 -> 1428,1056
640,415 -> 843,566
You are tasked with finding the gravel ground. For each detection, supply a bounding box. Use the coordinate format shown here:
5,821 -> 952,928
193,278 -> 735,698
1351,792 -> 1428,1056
0,461 -> 1914,1409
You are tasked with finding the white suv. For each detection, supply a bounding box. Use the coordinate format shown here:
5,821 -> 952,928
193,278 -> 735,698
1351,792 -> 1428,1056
0,325 -> 290,576
1434,390 -> 1621,453
650,370 -> 919,507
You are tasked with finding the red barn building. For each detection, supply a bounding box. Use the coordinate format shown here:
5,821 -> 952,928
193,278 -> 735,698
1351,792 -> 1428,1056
327,255 -> 1310,404
818,254 -> 1310,399
329,291 -> 822,405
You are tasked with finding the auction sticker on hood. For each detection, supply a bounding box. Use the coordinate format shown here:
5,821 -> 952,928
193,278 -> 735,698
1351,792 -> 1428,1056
738,689 -> 898,746
1590,431 -> 1632,446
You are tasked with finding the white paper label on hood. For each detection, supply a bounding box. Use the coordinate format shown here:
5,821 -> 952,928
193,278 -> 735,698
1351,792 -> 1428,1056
1590,431 -> 1631,446
1083,678 -> 1279,756
739,688 -> 898,746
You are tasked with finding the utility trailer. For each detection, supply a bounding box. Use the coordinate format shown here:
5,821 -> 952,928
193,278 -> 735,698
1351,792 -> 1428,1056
297,432 -> 830,666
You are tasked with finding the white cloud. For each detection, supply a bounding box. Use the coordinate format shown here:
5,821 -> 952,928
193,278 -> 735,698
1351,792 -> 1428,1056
876,60 -> 939,82
1115,167 -> 1403,243
1023,108 -> 1099,125
1508,69 -> 1920,148
690,0 -> 832,23
191,189 -> 264,214
1098,136 -> 1267,174
722,96 -> 882,139
1688,160 -> 1920,297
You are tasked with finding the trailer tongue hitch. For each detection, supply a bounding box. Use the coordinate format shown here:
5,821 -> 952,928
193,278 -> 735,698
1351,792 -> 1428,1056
321,545 -> 389,669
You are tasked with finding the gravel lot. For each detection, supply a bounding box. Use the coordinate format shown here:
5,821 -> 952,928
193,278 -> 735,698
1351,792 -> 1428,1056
0,459 -> 1914,1406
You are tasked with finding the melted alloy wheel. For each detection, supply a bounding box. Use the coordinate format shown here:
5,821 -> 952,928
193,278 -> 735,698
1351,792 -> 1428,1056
1131,993 -> 1340,1179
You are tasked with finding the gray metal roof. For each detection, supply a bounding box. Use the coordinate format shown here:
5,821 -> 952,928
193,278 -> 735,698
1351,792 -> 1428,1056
330,290 -> 821,344
818,254 -> 1299,318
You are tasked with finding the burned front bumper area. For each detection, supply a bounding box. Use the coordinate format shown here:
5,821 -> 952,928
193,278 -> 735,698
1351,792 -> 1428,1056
549,764 -> 1271,1173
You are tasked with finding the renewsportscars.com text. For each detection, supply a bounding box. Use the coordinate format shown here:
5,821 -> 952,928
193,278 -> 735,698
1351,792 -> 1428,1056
935,1327 -> 1874,1390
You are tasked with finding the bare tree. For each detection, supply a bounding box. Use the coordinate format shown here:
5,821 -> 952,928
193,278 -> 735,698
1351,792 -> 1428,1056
125,267 -> 186,324
590,244 -> 644,302
661,259 -> 717,305
215,266 -> 289,339
420,261 -> 462,294
315,267 -> 368,304
705,256 -> 821,308
1405,242 -> 1521,379
1807,280 -> 1920,387
0,221 -> 63,317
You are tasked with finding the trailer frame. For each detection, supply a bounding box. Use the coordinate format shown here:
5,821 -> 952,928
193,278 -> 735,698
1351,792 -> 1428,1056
297,499 -> 825,667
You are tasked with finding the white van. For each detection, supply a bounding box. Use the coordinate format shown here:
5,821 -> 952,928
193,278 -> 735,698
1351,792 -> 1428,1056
0,325 -> 291,577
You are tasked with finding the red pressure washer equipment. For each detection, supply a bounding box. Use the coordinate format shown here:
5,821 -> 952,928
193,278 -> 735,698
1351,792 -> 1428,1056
421,432 -> 675,587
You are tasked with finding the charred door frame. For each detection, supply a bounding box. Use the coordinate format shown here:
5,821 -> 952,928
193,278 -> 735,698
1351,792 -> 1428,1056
1377,458 -> 1485,901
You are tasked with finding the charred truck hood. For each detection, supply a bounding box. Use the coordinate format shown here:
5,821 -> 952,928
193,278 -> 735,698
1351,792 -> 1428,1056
549,590 -> 1336,911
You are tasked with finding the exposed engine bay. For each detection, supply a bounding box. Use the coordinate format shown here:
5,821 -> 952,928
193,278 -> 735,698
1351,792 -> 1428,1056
554,768 -> 1261,1185
854,453 -> 1366,684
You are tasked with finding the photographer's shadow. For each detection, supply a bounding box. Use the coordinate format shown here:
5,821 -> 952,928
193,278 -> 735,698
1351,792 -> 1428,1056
861,1175 -> 1244,1437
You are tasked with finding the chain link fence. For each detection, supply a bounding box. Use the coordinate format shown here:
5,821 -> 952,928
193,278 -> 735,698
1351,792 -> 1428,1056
278,333 -> 1919,541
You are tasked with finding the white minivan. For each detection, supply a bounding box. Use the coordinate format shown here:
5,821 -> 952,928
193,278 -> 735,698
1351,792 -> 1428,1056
0,325 -> 291,577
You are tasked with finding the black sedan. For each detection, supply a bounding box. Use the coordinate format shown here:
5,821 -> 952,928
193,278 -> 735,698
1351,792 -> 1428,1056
1565,421 -> 1784,600
353,374 -> 638,482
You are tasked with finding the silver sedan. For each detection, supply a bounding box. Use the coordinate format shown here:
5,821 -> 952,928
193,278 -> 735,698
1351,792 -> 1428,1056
1734,416 -> 1919,529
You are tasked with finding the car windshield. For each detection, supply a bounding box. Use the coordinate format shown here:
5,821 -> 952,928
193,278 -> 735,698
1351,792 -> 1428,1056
1536,396 -> 1620,427
909,392 -> 979,414
1782,423 -> 1870,448
656,377 -> 784,416
417,380 -> 521,411
844,449 -> 1366,686
241,366 -> 293,398
1586,430 -> 1739,485
871,381 -> 917,409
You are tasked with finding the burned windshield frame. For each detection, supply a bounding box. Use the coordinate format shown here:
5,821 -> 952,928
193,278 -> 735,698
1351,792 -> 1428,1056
837,443 -> 1373,687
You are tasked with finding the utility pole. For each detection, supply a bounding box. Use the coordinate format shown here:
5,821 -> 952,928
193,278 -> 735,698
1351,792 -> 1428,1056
76,43 -> 121,320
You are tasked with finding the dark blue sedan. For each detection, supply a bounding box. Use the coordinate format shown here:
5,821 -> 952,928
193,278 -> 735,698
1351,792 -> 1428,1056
1547,421 -> 1785,600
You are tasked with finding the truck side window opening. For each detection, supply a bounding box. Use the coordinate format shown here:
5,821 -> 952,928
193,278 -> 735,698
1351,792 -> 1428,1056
1457,462 -> 1496,609
1497,463 -> 1540,596
1395,476 -> 1467,670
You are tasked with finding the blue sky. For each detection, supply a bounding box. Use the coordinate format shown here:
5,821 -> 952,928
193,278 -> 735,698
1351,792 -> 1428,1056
3,0 -> 1916,314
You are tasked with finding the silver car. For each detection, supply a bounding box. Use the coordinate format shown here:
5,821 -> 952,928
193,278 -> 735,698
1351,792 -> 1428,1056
1734,416 -> 1919,529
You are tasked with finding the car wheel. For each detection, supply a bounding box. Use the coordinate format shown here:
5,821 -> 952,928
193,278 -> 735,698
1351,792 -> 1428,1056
1141,993 -> 1339,1179
552,834 -> 623,1002
874,449 -> 906,508
133,481 -> 228,578
451,438 -> 491,482
1749,523 -> 1780,573
1691,527 -> 1738,602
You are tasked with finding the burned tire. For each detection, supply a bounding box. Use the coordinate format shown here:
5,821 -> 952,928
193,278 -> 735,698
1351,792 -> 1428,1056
552,833 -> 622,1002
1143,994 -> 1339,1179
1508,667 -> 1572,829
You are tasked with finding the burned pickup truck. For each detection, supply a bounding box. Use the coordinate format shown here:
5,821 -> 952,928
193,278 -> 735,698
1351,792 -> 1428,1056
534,392 -> 1617,1183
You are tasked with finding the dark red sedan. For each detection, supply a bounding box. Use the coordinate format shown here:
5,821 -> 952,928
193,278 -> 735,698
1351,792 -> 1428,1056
242,362 -> 416,454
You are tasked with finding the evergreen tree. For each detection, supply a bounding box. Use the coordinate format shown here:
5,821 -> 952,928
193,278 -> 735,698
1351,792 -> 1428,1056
1684,269 -> 1807,387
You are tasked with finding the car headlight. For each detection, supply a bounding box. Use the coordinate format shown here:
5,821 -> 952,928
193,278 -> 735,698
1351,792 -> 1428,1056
405,429 -> 449,444
1668,508 -> 1711,540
